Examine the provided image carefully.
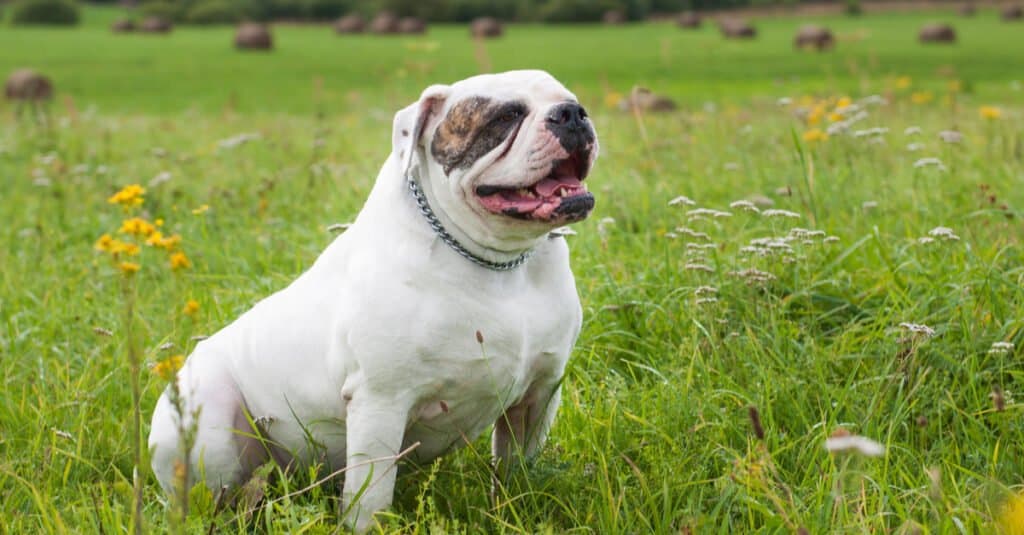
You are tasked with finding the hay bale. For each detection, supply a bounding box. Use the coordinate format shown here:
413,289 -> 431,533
918,23 -> 956,43
111,18 -> 135,32
957,4 -> 976,16
719,18 -> 756,38
618,88 -> 676,113
794,24 -> 834,50
334,13 -> 364,33
1002,4 -> 1023,20
398,16 -> 426,34
602,10 -> 626,24
235,23 -> 272,50
676,11 -> 701,29
470,17 -> 503,38
369,12 -> 399,34
139,16 -> 172,33
5,69 -> 53,101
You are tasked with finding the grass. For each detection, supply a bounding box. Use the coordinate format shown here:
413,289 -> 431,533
2,5 -> 1024,533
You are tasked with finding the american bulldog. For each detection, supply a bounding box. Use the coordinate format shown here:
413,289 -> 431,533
149,69 -> 598,531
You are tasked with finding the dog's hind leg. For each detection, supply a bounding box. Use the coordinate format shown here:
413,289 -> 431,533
148,365 -> 267,497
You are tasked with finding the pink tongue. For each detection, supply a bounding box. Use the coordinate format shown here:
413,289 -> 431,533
534,176 -> 582,197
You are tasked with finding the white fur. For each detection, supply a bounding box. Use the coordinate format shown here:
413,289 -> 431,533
148,70 -> 596,532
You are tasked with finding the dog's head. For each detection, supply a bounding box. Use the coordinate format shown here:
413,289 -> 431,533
393,70 -> 598,251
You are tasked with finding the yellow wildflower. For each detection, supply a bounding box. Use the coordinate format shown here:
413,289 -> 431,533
828,112 -> 844,123
999,493 -> 1024,535
192,204 -> 210,215
146,232 -> 181,251
895,76 -> 912,89
182,299 -> 200,317
107,184 -> 145,207
119,262 -> 141,275
835,96 -> 852,110
980,106 -> 1002,120
94,234 -> 115,252
155,218 -> 164,227
152,355 -> 185,381
603,91 -> 623,109
109,240 -> 140,257
803,129 -> 829,143
119,217 -> 157,237
807,105 -> 825,126
911,91 -> 933,105
169,252 -> 191,270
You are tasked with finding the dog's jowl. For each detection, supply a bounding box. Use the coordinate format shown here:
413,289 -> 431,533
148,70 -> 598,532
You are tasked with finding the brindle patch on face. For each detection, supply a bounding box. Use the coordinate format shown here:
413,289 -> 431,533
431,96 -> 528,175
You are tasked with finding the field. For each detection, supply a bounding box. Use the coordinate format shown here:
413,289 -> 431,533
2,5 -> 1024,533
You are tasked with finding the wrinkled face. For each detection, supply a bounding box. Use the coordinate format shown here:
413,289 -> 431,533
398,71 -> 599,250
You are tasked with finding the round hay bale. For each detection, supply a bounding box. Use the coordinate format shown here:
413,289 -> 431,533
618,88 -> 676,113
139,16 -> 172,33
235,23 -> 272,50
1002,4 -> 1023,20
5,69 -> 53,101
334,13 -> 364,33
676,11 -> 701,29
398,16 -> 426,34
918,23 -> 956,43
719,18 -> 756,39
111,18 -> 135,32
602,10 -> 626,25
370,12 -> 399,34
957,4 -> 976,16
470,17 -> 503,38
794,24 -> 834,50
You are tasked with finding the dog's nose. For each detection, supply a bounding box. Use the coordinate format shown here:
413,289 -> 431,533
546,102 -> 588,132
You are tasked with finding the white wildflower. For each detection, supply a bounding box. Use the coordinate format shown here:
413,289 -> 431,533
669,195 -> 697,207
904,126 -> 923,136
151,147 -> 168,158
761,209 -> 801,219
687,208 -> 732,219
597,217 -> 616,237
729,200 -> 761,213
724,162 -> 741,171
675,227 -> 710,241
729,268 -> 776,284
664,231 -> 678,239
148,171 -> 172,187
684,263 -> 715,273
823,236 -> 840,243
694,285 -> 718,296
938,130 -> 963,144
853,127 -> 889,138
777,97 -> 793,106
927,226 -> 960,241
988,341 -> 1015,355
549,226 -> 577,238
906,142 -> 925,152
686,243 -> 718,251
899,322 -> 936,337
695,297 -> 719,305
218,132 -> 260,150
862,201 -> 878,210
825,433 -> 885,457
913,157 -> 946,170
858,95 -> 887,106
918,236 -> 936,244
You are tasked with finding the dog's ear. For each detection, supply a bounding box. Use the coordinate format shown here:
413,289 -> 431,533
393,84 -> 450,178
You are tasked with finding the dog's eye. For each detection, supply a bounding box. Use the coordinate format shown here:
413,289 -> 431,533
498,109 -> 524,123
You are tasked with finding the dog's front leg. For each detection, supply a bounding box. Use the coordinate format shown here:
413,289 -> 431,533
342,394 -> 410,533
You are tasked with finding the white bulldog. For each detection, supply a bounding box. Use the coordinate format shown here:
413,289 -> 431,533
148,70 -> 598,531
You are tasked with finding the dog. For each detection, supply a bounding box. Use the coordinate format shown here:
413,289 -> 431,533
148,69 -> 598,531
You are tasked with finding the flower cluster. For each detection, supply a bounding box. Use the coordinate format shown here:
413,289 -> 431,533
95,184 -> 193,275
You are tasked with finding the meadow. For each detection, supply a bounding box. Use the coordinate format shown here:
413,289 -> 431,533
1,5 -> 1023,533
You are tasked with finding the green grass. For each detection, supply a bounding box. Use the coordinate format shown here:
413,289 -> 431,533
2,5 -> 1024,533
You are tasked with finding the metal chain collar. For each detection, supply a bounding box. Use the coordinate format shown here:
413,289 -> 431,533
407,174 -> 532,272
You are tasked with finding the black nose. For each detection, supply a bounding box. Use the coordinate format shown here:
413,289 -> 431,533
546,102 -> 594,153
547,102 -> 588,131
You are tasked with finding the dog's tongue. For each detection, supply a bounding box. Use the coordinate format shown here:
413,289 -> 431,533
534,176 -> 582,197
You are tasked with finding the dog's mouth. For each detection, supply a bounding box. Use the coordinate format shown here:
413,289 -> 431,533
474,152 -> 595,223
